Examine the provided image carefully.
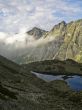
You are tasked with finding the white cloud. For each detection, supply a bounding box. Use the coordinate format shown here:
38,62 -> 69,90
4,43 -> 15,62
0,0 -> 82,33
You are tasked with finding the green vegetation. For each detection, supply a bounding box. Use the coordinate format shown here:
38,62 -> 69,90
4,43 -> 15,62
23,59 -> 82,75
0,55 -> 82,109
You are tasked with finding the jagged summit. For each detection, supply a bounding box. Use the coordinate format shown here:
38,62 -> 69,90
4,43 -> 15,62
31,27 -> 42,30
52,21 -> 66,30
27,27 -> 48,39
56,21 -> 66,26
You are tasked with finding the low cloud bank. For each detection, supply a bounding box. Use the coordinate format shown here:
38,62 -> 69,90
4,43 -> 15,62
0,31 -> 56,60
0,32 -> 36,58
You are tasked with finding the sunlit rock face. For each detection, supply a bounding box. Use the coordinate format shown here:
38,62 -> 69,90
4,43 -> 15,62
54,19 -> 82,62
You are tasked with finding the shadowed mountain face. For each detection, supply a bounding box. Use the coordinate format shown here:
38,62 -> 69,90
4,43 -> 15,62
15,19 -> 82,64
27,27 -> 48,39
0,55 -> 49,110
1,55 -> 82,110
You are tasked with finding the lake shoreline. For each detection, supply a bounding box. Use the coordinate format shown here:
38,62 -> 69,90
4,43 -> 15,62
31,71 -> 82,76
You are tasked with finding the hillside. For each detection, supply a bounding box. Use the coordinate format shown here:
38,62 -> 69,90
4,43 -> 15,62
22,59 -> 82,75
0,55 -> 82,109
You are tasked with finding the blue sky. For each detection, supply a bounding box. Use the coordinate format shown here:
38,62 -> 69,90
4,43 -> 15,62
0,0 -> 82,33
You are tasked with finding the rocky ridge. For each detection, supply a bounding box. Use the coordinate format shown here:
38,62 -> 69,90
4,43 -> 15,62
15,19 -> 82,64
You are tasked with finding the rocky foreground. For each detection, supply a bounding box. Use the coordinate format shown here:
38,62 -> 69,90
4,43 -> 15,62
0,55 -> 82,110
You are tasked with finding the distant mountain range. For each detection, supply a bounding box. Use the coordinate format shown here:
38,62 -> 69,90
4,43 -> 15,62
0,19 -> 82,64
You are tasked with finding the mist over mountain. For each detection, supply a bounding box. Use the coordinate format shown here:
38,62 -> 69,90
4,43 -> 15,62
0,27 -> 48,61
0,30 -> 40,59
0,19 -> 82,64
1,0 -> 82,110
14,19 -> 82,64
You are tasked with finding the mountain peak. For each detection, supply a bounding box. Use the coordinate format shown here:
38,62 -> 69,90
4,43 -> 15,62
55,21 -> 66,27
60,21 -> 66,24
50,21 -> 66,34
52,21 -> 66,30
32,27 -> 41,30
27,27 -> 48,39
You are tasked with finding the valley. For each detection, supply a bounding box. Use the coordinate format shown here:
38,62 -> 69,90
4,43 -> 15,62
0,55 -> 82,109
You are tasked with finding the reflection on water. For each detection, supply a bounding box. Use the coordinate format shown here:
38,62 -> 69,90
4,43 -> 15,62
31,71 -> 82,91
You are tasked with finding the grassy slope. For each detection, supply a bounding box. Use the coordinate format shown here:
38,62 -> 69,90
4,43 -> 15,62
0,56 -> 82,109
22,59 -> 82,75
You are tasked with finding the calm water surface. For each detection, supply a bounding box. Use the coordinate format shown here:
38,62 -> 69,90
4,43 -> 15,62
31,71 -> 82,91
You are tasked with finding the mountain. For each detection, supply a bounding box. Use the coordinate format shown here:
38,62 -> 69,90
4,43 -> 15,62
0,19 -> 82,64
27,27 -> 48,39
0,28 -> 48,61
13,21 -> 67,64
54,20 -> 82,62
13,19 -> 82,64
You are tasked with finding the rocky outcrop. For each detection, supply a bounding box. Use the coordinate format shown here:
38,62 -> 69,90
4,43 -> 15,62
54,19 -> 82,62
27,27 -> 48,39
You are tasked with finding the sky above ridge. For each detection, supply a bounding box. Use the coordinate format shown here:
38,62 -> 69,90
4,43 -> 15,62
0,0 -> 82,33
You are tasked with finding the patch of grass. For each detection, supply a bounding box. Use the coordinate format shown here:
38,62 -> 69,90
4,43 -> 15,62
68,92 -> 82,103
0,83 -> 17,100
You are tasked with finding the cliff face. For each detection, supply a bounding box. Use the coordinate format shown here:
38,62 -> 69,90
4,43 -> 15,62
54,19 -> 82,62
14,19 -> 82,64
